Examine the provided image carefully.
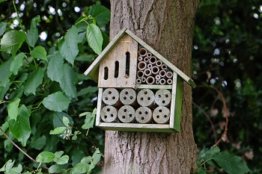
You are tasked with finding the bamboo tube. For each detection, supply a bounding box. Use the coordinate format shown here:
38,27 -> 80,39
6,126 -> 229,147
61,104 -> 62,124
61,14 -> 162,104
146,76 -> 155,85
102,88 -> 119,105
161,64 -> 168,70
137,61 -> 146,70
159,79 -> 166,85
119,88 -> 136,105
156,60 -> 162,67
151,66 -> 160,75
144,68 -> 152,76
118,105 -> 135,123
135,107 -> 152,123
159,70 -> 166,77
153,106 -> 170,124
136,78 -> 142,84
100,106 -> 117,123
166,71 -> 173,79
142,77 -> 146,83
155,75 -> 161,80
137,70 -> 144,78
137,89 -> 154,107
147,63 -> 153,69
155,89 -> 171,106
167,79 -> 173,85
138,56 -> 143,61
139,48 -> 147,57
150,56 -> 157,64
147,53 -> 152,57
144,57 -> 150,63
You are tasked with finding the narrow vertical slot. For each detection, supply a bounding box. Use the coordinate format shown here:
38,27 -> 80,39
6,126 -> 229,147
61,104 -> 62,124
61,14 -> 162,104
104,67 -> 108,80
114,61 -> 119,78
125,52 -> 130,77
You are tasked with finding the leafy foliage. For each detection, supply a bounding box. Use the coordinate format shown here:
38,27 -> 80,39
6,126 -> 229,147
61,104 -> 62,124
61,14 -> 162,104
0,1 -> 108,173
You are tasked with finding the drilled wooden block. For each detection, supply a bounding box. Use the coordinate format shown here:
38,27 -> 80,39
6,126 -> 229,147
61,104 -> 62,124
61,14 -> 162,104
102,88 -> 119,105
101,106 -> 117,122
153,106 -> 170,124
155,89 -> 171,106
119,88 -> 136,105
118,105 -> 135,123
137,89 -> 154,107
135,106 -> 152,123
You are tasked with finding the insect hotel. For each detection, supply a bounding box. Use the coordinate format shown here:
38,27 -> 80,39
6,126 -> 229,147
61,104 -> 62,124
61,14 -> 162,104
84,28 -> 195,132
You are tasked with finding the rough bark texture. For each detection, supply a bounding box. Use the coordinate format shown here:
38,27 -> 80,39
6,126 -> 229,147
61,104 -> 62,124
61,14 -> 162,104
104,1 -> 199,173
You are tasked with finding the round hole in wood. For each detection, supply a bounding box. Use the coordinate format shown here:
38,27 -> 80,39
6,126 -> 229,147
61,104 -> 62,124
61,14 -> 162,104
107,108 -> 110,112
147,97 -> 151,100
141,117 -> 144,120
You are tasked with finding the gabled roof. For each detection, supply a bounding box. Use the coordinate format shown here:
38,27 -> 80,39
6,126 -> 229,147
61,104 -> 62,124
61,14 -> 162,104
84,28 -> 195,87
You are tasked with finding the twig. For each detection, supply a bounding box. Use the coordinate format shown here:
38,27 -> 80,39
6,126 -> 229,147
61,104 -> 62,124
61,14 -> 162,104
0,127 -> 38,163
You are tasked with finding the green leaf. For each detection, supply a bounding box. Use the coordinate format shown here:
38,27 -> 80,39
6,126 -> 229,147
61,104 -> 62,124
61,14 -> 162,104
42,91 -> 70,112
48,165 -> 63,173
72,163 -> 88,174
47,52 -> 64,82
10,52 -> 26,75
49,127 -> 66,135
0,22 -> 7,36
26,16 -> 40,47
54,153 -> 69,165
88,4 -> 110,27
59,26 -> 79,64
198,146 -> 220,163
213,151 -> 250,174
62,116 -> 70,127
30,135 -> 46,150
30,46 -> 47,61
60,63 -> 77,98
92,148 -> 102,167
0,59 -> 12,87
0,159 -> 23,174
86,23 -> 103,54
36,151 -> 55,163
9,105 -> 31,146
7,98 -> 20,121
0,30 -> 26,55
81,112 -> 95,130
24,68 -> 45,95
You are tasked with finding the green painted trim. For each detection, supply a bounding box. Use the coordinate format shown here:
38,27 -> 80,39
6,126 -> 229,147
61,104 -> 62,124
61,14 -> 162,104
173,77 -> 183,131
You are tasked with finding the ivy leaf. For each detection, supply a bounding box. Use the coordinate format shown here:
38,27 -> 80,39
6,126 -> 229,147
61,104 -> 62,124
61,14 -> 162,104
86,23 -> 103,54
24,68 -> 45,95
91,148 -> 102,168
0,30 -> 26,55
88,4 -> 110,27
7,98 -> 20,121
30,135 -> 46,150
213,151 -> 250,174
60,63 -> 77,98
36,151 -> 55,163
59,26 -> 79,65
50,127 -> 66,135
0,22 -> 7,36
30,46 -> 47,61
26,16 -> 40,47
9,105 -> 31,146
47,52 -> 64,82
10,52 -> 26,75
42,91 -> 70,112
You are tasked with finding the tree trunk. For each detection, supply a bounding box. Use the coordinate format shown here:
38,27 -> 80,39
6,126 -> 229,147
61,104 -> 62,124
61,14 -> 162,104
104,1 -> 199,173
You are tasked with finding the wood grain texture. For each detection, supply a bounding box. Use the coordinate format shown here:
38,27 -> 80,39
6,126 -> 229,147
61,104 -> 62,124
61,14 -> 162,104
98,35 -> 138,88
104,0 -> 199,173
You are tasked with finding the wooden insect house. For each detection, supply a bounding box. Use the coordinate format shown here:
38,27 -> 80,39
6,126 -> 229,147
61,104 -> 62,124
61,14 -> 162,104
84,28 -> 195,132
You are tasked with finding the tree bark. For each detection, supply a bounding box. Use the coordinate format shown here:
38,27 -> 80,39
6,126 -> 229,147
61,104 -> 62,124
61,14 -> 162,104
104,1 -> 199,173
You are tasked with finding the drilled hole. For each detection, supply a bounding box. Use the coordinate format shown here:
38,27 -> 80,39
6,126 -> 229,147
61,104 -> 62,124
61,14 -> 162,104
145,111 -> 148,114
111,114 -> 114,117
157,115 -> 160,118
129,114 -> 132,117
112,96 -> 115,100
107,108 -> 110,112
147,97 -> 151,100
122,116 -> 126,119
124,109 -> 127,112
139,111 -> 142,115
105,97 -> 108,100
159,109 -> 162,112
141,117 -> 144,120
